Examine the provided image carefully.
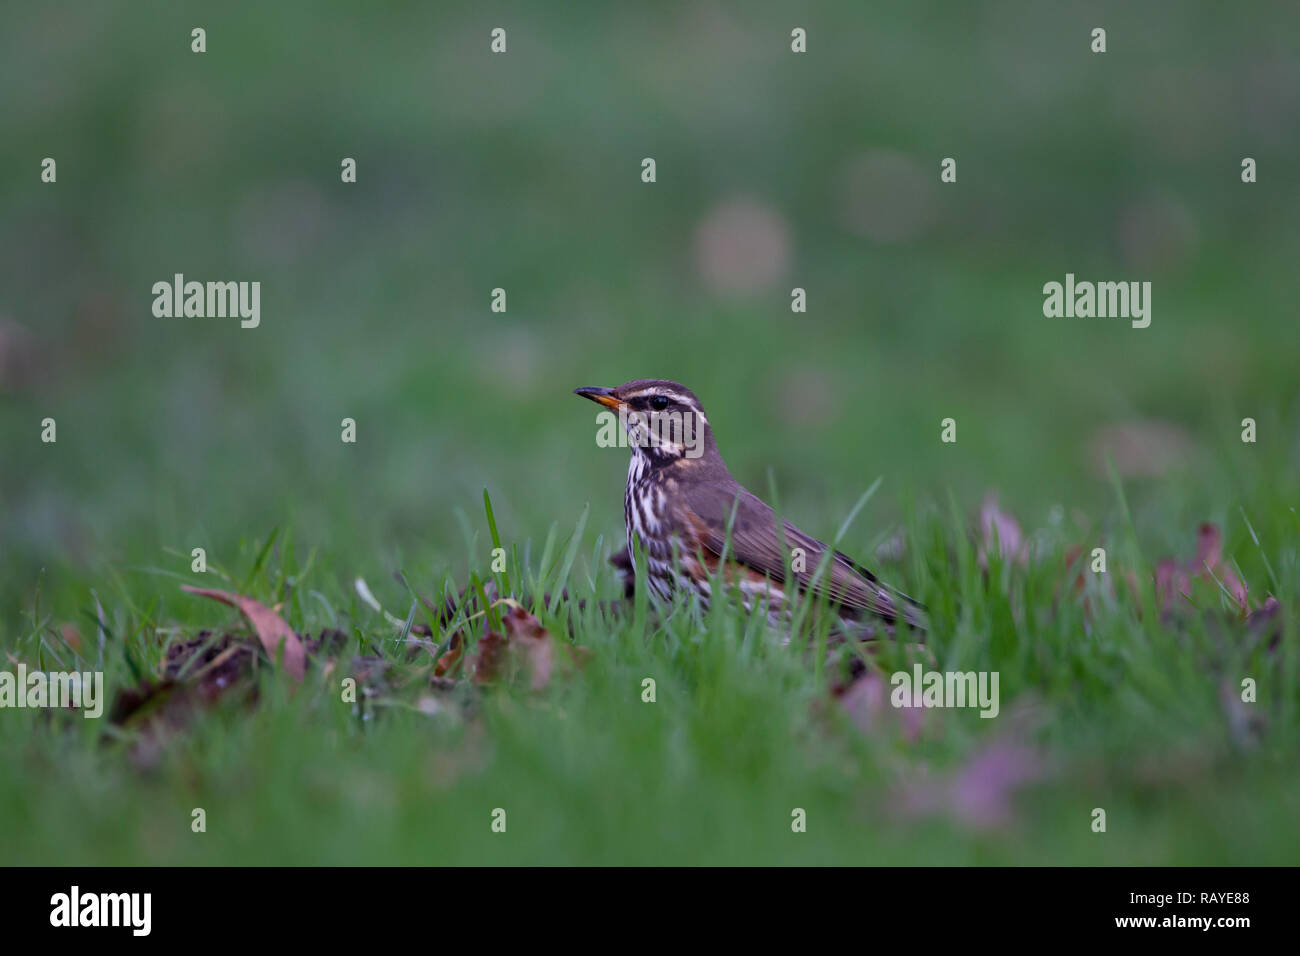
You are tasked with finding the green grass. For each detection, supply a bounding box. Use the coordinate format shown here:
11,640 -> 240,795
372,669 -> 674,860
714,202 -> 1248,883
2,1 -> 1299,864
1,474 -> 1297,865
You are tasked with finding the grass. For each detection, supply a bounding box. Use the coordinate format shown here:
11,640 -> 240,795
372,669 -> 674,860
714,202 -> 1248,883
1,472 -> 1297,865
2,1 -> 1299,865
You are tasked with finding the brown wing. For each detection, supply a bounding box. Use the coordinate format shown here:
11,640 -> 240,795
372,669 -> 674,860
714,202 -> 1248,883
675,479 -> 923,627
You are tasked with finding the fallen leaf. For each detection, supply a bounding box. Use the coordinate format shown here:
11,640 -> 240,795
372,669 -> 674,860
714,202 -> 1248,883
164,630 -> 257,702
470,605 -> 554,691
503,605 -> 553,691
434,632 -> 465,678
1154,523 -> 1248,616
469,629 -> 508,685
181,586 -> 306,680
978,492 -> 1026,569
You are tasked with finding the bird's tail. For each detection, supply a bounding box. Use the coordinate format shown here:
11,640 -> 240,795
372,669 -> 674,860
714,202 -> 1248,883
895,592 -> 929,632
872,582 -> 927,632
838,551 -> 928,632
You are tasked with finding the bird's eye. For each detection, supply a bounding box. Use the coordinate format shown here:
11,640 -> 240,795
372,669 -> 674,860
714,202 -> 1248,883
648,395 -> 671,411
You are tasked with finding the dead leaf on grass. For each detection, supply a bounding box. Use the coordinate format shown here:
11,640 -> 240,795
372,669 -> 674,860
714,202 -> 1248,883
978,492 -> 1027,569
180,586 -> 306,680
1154,523 -> 1248,616
164,629 -> 257,702
470,605 -> 554,691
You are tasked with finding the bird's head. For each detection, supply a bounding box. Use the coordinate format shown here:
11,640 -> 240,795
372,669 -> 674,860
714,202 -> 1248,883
574,379 -> 715,466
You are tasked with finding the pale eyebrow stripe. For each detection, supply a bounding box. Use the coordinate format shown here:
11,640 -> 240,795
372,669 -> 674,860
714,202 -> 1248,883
626,389 -> 689,403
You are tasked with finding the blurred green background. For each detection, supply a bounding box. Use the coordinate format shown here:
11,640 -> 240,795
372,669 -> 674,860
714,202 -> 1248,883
3,1 -> 1299,601
1,2 -> 1298,864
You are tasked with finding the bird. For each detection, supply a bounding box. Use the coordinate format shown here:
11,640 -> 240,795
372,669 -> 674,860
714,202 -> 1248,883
573,378 -> 926,638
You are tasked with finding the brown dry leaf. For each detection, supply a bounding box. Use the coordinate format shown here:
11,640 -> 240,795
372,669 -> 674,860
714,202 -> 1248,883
180,586 -> 306,680
1154,523 -> 1248,616
430,582 -> 592,685
1192,524 -> 1248,610
502,605 -> 553,690
109,630 -> 262,767
469,605 -> 555,691
164,630 -> 257,703
433,632 -> 465,678
978,492 -> 1026,569
470,629 -> 509,685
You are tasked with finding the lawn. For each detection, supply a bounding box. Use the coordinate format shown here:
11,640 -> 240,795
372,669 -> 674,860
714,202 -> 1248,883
1,1 -> 1297,865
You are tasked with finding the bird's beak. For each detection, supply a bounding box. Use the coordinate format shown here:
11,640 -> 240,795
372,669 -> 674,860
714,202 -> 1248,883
573,386 -> 624,410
